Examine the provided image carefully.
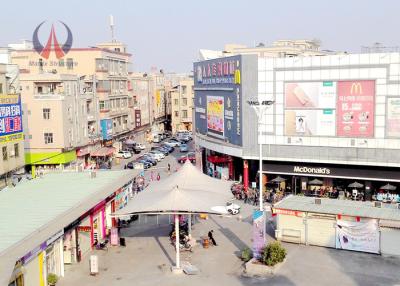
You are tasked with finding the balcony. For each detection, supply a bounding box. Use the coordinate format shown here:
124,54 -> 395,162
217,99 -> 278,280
33,93 -> 65,100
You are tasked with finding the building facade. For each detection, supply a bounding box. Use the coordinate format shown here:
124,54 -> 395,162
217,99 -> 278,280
194,52 -> 400,195
170,77 -> 194,133
0,64 -> 24,188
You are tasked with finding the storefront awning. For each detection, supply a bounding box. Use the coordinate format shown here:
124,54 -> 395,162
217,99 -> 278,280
262,161 -> 400,183
76,147 -> 90,157
90,147 -> 115,157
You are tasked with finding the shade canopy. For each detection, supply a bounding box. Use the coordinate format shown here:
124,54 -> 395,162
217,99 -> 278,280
309,178 -> 323,185
270,176 -> 286,183
113,161 -> 233,216
90,147 -> 115,157
348,181 -> 364,188
380,183 -> 397,191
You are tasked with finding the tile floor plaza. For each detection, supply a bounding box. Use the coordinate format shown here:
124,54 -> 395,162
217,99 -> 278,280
58,201 -> 400,286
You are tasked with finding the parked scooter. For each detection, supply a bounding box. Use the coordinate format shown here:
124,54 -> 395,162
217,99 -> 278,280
94,239 -> 109,251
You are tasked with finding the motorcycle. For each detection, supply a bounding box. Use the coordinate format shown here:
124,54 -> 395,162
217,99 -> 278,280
94,239 -> 109,251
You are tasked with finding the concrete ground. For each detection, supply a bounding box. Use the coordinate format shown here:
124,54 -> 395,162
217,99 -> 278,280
59,200 -> 400,286
59,140 -> 400,286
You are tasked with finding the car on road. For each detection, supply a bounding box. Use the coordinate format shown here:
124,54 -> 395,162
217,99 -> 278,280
164,139 -> 181,147
177,152 -> 196,163
137,155 -> 157,166
144,152 -> 162,162
135,143 -> 146,150
115,150 -> 132,159
179,144 -> 188,152
149,150 -> 165,159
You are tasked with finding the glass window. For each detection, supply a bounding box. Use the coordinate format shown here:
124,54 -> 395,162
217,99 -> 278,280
174,99 -> 179,105
182,110 -> 188,118
43,108 -> 50,120
2,146 -> 7,161
44,133 -> 53,144
174,111 -> 179,117
183,98 -> 187,106
0,83 -> 3,94
67,58 -> 74,70
14,143 -> 19,158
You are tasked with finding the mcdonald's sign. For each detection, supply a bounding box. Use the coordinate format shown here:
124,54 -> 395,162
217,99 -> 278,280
350,82 -> 363,95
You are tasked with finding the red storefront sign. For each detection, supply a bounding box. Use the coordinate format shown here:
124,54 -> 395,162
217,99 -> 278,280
274,208 -> 303,217
77,226 -> 91,232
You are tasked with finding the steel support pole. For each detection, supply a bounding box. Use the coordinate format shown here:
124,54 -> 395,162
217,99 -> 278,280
259,119 -> 263,211
175,215 -> 180,269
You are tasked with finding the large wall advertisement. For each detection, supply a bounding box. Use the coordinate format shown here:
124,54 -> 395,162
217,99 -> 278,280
0,94 -> 23,143
387,97 -> 400,137
284,80 -> 375,138
194,56 -> 242,146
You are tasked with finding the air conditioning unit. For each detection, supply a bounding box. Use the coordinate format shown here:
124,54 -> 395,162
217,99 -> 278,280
315,198 -> 321,205
374,201 -> 382,208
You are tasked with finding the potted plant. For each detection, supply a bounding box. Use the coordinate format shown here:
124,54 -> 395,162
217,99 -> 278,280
241,247 -> 253,262
261,241 -> 286,266
47,273 -> 59,286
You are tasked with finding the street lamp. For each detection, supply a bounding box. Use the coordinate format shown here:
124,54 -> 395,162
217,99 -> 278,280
246,100 -> 275,211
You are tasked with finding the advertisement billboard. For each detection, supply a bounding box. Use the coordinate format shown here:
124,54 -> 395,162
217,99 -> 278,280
285,109 -> 335,136
0,94 -> 23,143
194,55 -> 242,146
337,80 -> 375,137
207,96 -> 224,138
285,81 -> 336,109
100,119 -> 113,140
387,97 -> 400,137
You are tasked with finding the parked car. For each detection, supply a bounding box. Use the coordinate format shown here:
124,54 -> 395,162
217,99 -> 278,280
177,152 -> 196,163
144,152 -> 162,162
126,145 -> 141,154
149,150 -> 165,159
155,147 -> 169,156
137,155 -> 157,166
135,143 -> 146,150
161,144 -> 174,153
179,144 -> 188,152
115,150 -> 132,159
126,161 -> 150,169
164,140 -> 181,147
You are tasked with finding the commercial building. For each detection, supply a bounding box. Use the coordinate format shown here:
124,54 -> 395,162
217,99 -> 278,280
0,63 -> 24,188
0,169 -> 139,286
11,41 -> 133,143
20,73 -> 89,175
274,195 -> 400,256
169,76 -> 194,133
194,50 -> 400,195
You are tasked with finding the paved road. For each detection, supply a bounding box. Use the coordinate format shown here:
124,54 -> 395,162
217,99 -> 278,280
58,179 -> 400,286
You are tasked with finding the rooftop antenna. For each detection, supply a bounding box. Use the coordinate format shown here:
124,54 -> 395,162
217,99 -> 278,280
109,15 -> 115,42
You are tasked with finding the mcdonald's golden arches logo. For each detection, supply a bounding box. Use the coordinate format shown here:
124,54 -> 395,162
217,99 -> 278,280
350,82 -> 363,95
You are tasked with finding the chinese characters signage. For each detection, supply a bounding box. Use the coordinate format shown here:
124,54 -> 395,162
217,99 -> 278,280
337,81 -> 375,137
100,119 -> 113,140
207,96 -> 224,138
0,94 -> 23,143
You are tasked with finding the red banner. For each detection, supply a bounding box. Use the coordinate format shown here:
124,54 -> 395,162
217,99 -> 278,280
337,80 -> 375,137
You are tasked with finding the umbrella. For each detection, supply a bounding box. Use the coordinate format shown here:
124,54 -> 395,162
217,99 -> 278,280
308,178 -> 323,185
112,161 -> 233,272
348,181 -> 364,188
270,176 -> 286,183
380,183 -> 397,191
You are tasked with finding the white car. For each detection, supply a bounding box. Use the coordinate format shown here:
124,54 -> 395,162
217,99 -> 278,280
164,140 -> 181,147
115,150 -> 132,159
136,143 -> 146,150
149,150 -> 165,159
144,152 -> 162,162
211,202 -> 241,215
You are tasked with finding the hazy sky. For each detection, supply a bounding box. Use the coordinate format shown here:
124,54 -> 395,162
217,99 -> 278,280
1,0 -> 399,73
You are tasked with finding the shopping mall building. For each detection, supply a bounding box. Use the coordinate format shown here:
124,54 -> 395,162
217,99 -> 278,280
194,52 -> 400,196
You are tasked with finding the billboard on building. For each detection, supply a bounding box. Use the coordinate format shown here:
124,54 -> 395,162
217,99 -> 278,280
336,80 -> 375,137
207,96 -> 224,138
194,55 -> 242,146
100,119 -> 113,140
387,97 -> 400,137
284,80 -> 375,138
0,94 -> 23,143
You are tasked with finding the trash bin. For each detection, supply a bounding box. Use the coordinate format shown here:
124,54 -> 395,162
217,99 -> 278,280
120,237 -> 126,247
89,255 -> 98,275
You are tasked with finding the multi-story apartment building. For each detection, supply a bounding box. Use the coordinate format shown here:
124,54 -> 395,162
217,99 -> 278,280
20,73 -> 88,175
169,77 -> 194,133
11,41 -> 133,145
0,63 -> 24,188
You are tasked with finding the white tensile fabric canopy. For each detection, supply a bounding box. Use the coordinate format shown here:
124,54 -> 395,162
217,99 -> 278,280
114,161 -> 233,216
113,161 -> 233,272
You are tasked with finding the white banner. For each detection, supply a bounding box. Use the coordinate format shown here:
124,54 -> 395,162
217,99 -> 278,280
336,219 -> 379,254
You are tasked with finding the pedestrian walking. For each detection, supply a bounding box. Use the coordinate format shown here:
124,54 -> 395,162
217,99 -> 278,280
157,173 -> 161,181
244,192 -> 248,204
167,163 -> 171,173
208,230 -> 217,246
150,171 -> 154,181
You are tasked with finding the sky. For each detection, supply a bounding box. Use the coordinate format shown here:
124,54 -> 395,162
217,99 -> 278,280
1,0 -> 399,73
